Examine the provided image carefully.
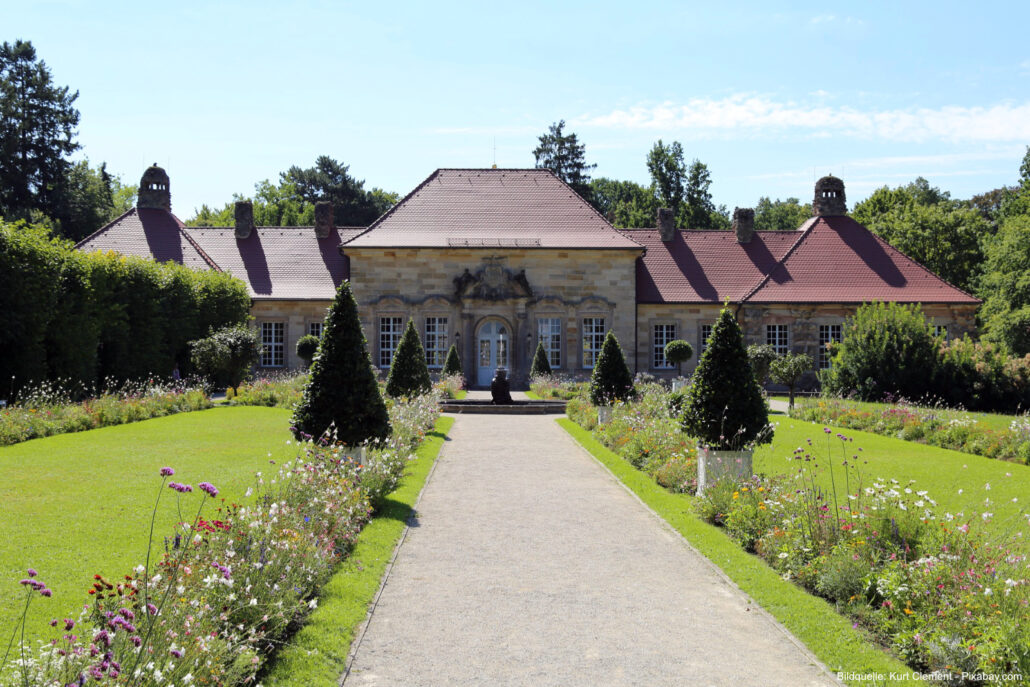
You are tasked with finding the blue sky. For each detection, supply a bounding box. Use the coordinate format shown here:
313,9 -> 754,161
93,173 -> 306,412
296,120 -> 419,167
8,0 -> 1030,219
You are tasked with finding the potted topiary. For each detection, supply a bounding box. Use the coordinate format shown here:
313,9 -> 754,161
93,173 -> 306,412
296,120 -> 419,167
589,330 -> 634,424
296,333 -> 320,368
681,306 -> 772,493
530,340 -> 553,377
291,282 -> 391,448
385,319 -> 433,398
663,339 -> 693,389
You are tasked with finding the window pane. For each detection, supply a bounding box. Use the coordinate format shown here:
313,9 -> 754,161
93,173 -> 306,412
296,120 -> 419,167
818,324 -> 842,369
766,324 -> 789,357
700,324 -> 714,355
653,323 -> 677,369
260,322 -> 285,367
537,317 -> 562,368
424,317 -> 448,369
309,321 -> 323,338
582,317 -> 606,368
379,317 -> 403,368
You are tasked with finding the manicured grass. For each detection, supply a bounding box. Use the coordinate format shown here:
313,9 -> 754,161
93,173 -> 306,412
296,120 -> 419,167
524,390 -> 542,400
452,390 -> 467,400
557,418 -> 915,687
756,414 -> 1030,541
0,406 -> 294,638
788,396 -> 1025,433
262,416 -> 453,687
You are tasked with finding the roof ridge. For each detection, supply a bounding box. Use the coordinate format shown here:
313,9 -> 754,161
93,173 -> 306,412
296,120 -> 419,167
176,218 -> 222,271
73,207 -> 137,249
739,217 -> 819,304
541,169 -> 645,249
341,169 -> 442,246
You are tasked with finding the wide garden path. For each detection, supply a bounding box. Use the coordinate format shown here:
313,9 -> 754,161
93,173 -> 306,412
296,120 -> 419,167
342,411 -> 841,686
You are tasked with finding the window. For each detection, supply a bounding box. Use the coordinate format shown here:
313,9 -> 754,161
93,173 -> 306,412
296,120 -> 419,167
582,317 -> 606,368
818,324 -> 843,369
378,317 -> 403,368
260,322 -> 285,367
934,324 -> 949,340
424,317 -> 448,369
537,317 -> 562,368
308,321 -> 323,339
699,324 -> 714,355
653,323 -> 677,369
766,324 -> 790,356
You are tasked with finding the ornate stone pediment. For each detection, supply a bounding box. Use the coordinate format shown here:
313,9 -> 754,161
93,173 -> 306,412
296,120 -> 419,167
454,258 -> 533,301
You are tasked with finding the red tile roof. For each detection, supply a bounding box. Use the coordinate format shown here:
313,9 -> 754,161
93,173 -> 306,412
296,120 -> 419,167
75,208 -> 218,271
343,169 -> 643,250
745,215 -> 980,304
187,226 -> 362,299
634,215 -> 979,305
633,229 -> 800,303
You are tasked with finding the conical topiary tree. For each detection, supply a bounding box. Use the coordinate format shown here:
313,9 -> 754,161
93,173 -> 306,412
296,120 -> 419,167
530,341 -> 552,377
682,306 -> 770,450
589,330 -> 635,406
385,319 -> 432,398
442,343 -> 463,376
291,282 -> 391,445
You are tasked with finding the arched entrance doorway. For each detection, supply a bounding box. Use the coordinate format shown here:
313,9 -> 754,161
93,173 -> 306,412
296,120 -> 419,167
476,319 -> 510,387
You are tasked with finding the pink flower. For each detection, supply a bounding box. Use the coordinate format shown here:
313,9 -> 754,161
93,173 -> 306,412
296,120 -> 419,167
159,467 -> 175,476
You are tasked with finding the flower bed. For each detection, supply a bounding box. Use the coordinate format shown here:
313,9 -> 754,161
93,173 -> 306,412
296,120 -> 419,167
791,397 -> 1030,465
566,383 -> 698,494
529,374 -> 586,400
229,372 -> 308,409
697,430 -> 1030,682
0,379 -> 211,446
1,392 -> 442,687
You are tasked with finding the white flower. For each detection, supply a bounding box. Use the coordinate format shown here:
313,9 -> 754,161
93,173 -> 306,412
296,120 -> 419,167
308,598 -> 318,609
177,585 -> 185,594
984,587 -> 992,596
778,552 -> 789,559
134,564 -> 146,574
1005,578 -> 1017,587
958,489 -> 963,495
985,482 -> 991,490
982,512 -> 993,521
249,598 -> 258,606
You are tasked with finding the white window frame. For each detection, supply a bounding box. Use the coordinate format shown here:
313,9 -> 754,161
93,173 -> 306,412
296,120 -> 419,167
766,324 -> 790,357
934,324 -> 949,340
308,321 -> 323,339
424,316 -> 448,369
378,316 -> 403,369
818,324 -> 843,370
582,317 -> 606,369
537,317 -> 562,369
653,323 -> 677,369
699,323 -> 714,356
260,321 -> 285,368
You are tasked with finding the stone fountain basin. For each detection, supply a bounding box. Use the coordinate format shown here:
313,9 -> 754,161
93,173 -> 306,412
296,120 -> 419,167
438,399 -> 567,415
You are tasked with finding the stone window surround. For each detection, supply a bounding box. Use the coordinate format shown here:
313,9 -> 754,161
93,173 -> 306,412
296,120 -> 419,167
580,314 -> 607,370
535,315 -> 564,370
650,319 -> 678,371
423,314 -> 450,369
377,313 -> 406,370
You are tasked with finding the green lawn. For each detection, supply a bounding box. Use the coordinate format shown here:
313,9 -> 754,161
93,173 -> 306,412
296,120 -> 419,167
780,395 -> 1025,433
757,412 -> 1030,537
0,406 -> 293,638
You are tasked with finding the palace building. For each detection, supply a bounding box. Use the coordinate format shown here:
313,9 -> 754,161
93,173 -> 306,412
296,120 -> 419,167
76,165 -> 980,387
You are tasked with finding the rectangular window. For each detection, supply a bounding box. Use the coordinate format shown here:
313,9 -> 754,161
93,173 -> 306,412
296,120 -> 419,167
582,317 -> 606,369
818,324 -> 843,370
309,321 -> 323,339
424,317 -> 448,369
260,322 -> 285,368
934,324 -> 949,340
700,324 -> 714,355
537,317 -> 562,368
378,317 -> 403,368
766,324 -> 790,357
653,323 -> 677,369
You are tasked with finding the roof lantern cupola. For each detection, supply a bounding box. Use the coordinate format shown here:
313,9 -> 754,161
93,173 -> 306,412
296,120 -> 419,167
137,163 -> 171,211
813,175 -> 846,217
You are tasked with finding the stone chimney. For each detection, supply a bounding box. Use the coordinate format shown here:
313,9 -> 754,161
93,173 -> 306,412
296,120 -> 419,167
813,175 -> 847,216
137,163 -> 171,211
657,208 -> 675,242
314,201 -> 333,239
234,200 -> 254,239
733,207 -> 755,243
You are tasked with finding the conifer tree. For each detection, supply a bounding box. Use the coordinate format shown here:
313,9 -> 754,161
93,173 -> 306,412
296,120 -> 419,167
589,331 -> 635,406
291,282 -> 390,445
385,319 -> 432,397
442,343 -> 463,376
682,306 -> 770,449
530,341 -> 553,377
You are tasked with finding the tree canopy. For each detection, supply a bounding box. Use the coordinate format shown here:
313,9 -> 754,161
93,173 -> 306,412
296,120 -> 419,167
533,120 -> 596,200
281,155 -> 395,226
588,177 -> 657,228
753,197 -> 811,232
646,140 -> 687,213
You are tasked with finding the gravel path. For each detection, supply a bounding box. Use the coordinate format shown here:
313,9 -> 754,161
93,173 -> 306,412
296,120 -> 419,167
342,414 -> 841,687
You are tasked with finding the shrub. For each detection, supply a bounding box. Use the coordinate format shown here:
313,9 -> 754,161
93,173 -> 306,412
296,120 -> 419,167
231,371 -> 307,408
385,319 -> 432,398
291,282 -> 391,445
747,344 -> 778,386
769,352 -> 813,409
663,339 -> 693,376
935,336 -> 1030,411
530,341 -> 553,377
296,334 -> 320,368
822,302 -> 939,402
190,325 -> 262,393
442,344 -> 463,376
588,331 -> 634,406
681,306 -> 770,449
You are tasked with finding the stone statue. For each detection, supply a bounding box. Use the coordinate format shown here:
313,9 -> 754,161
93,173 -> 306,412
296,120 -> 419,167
490,368 -> 513,405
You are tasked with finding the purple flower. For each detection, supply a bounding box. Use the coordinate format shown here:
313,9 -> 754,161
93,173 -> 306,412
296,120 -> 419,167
27,568 -> 37,577
198,482 -> 218,498
130,635 -> 142,647
64,619 -> 75,631
168,482 -> 193,493
40,587 -> 52,597
823,427 -> 831,434
169,649 -> 183,659
159,467 -> 175,476
146,603 -> 157,616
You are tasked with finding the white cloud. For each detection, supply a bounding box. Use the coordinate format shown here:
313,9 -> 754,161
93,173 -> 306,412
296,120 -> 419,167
809,14 -> 864,26
573,95 -> 1030,143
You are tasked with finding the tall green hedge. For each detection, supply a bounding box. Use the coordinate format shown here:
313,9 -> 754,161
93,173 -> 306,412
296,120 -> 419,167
0,220 -> 250,395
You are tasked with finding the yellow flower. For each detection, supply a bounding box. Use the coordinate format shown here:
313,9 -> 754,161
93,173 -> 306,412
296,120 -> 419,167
903,608 -> 914,615
732,492 -> 740,499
